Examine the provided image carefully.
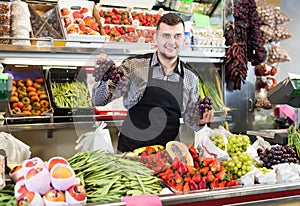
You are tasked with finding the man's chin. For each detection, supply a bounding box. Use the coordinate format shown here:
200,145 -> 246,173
162,51 -> 178,59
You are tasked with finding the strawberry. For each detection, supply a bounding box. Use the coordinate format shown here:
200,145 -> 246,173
112,8 -> 119,14
192,171 -> 201,183
189,180 -> 198,191
206,171 -> 215,182
199,167 -> 209,176
214,171 -> 230,181
177,161 -> 188,175
174,182 -> 183,192
174,171 -> 183,184
210,178 -> 219,189
218,181 -> 226,188
202,158 -> 214,167
210,159 -> 221,172
186,165 -> 196,175
184,173 -> 191,183
198,177 -> 207,189
183,182 -> 190,192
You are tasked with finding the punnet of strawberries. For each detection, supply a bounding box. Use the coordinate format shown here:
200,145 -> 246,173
137,146 -> 172,174
157,145 -> 239,192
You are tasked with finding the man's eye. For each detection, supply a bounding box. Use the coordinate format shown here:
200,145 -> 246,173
174,34 -> 182,39
162,34 -> 170,39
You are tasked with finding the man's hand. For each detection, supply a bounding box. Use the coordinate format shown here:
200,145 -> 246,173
187,96 -> 214,126
93,53 -> 115,82
198,109 -> 214,125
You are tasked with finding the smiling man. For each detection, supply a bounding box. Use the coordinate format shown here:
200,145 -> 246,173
92,13 -> 214,153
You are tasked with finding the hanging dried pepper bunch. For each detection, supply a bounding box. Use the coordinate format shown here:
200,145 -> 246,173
224,0 -> 267,90
225,42 -> 248,90
246,0 -> 267,66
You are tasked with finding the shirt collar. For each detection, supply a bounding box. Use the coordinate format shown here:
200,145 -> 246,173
151,52 -> 181,74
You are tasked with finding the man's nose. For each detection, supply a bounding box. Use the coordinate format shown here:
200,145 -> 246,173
167,35 -> 176,43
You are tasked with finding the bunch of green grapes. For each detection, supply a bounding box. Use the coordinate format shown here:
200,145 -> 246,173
209,132 -> 226,150
227,134 -> 251,156
257,167 -> 272,174
222,152 -> 253,179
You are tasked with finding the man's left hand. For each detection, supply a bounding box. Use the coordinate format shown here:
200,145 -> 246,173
198,109 -> 214,125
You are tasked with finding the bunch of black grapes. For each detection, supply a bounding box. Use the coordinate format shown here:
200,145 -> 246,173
187,96 -> 213,125
257,145 -> 299,169
93,59 -> 124,84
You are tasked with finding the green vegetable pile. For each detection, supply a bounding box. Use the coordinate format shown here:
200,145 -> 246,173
52,81 -> 92,108
0,184 -> 17,206
288,124 -> 300,158
68,151 -> 162,204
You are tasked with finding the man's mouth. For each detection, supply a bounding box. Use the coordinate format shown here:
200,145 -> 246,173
165,46 -> 176,51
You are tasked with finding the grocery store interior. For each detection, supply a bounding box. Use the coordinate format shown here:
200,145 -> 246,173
1,0 -> 300,205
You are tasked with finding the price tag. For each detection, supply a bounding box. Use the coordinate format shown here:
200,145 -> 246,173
123,194 -> 162,206
193,13 -> 210,27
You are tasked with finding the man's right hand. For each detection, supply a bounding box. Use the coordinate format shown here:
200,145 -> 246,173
93,53 -> 115,82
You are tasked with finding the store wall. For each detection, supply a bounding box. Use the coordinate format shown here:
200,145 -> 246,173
278,0 -> 300,81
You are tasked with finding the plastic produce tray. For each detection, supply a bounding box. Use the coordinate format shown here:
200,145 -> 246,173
46,68 -> 94,118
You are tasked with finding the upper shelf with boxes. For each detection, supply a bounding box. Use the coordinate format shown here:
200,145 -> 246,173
0,0 -> 226,54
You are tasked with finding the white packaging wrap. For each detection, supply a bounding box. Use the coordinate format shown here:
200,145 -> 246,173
254,168 -> 277,185
240,170 -> 255,187
75,122 -> 114,154
0,132 -> 31,164
273,163 -> 300,183
194,126 -> 230,160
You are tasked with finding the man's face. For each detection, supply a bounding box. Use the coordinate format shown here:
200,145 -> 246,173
155,22 -> 185,60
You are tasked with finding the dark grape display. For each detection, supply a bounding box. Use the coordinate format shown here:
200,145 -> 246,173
187,96 -> 213,125
257,145 -> 299,169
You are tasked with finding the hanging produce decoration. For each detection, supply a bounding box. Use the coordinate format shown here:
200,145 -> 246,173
254,4 -> 292,109
224,0 -> 267,90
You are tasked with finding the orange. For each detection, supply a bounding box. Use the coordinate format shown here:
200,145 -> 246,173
52,167 -> 73,179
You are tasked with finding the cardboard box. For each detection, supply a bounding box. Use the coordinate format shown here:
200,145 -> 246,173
29,4 -> 65,46
4,65 -> 53,121
57,0 -> 108,47
99,0 -> 156,10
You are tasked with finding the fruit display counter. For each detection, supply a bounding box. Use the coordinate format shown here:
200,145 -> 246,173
94,182 -> 300,206
4,135 -> 300,206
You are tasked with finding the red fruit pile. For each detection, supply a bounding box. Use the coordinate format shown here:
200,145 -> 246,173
138,146 -> 172,174
158,145 -> 238,192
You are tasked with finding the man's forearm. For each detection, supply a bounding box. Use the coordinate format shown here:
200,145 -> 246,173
92,81 -> 110,106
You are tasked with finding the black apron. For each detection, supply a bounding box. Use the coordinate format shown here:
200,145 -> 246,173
118,63 -> 184,153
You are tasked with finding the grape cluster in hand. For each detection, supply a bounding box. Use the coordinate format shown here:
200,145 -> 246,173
93,59 -> 124,84
93,58 -> 114,82
257,145 -> 299,169
187,96 -> 213,125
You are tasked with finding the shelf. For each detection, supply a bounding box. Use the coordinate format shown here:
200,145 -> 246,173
0,115 -> 226,132
88,181 -> 300,205
0,43 -> 225,66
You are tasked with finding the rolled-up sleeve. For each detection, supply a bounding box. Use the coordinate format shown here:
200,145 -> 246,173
92,80 -> 110,106
182,70 -> 204,131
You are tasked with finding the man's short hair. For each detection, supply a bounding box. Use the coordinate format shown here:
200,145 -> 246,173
156,13 -> 185,31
